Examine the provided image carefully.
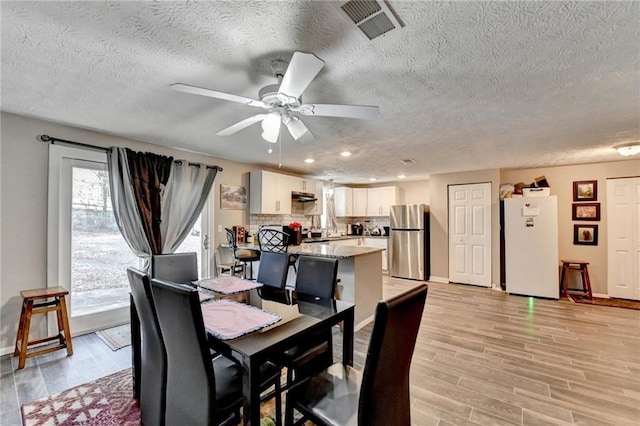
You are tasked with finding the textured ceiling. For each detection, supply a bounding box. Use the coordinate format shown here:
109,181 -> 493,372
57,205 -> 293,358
2,1 -> 639,184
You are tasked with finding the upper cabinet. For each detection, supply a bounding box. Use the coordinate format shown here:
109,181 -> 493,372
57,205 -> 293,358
291,177 -> 314,193
250,170 -> 292,215
250,170 -> 322,215
334,186 -> 398,217
353,188 -> 368,216
334,187 -> 353,217
367,186 -> 398,216
303,180 -> 324,215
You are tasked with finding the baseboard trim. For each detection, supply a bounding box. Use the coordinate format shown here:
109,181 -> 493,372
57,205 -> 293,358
429,276 -> 449,284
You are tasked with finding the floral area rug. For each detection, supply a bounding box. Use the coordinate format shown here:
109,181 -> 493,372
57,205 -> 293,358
21,369 -> 140,425
20,367 -> 294,425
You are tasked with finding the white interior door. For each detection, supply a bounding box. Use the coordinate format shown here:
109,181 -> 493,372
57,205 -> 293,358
448,183 -> 492,287
607,177 -> 640,300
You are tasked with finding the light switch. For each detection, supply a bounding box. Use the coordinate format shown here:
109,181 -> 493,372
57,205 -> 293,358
217,225 -> 222,232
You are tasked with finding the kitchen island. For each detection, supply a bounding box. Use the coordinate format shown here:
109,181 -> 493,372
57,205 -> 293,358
238,242 -> 383,329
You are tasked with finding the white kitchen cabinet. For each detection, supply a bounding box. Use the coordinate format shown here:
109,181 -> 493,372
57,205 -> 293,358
304,180 -> 324,215
331,237 -> 363,247
367,186 -> 398,216
353,188 -> 368,216
363,238 -> 388,271
334,187 -> 353,217
249,170 -> 292,215
291,177 -> 315,193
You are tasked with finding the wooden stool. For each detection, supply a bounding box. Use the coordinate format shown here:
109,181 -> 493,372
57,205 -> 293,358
560,260 -> 592,299
14,286 -> 73,369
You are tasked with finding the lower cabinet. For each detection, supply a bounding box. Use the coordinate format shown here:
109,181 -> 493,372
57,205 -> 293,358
328,238 -> 388,271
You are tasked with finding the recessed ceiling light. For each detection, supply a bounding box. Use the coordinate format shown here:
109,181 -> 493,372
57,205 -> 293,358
397,175 -> 406,179
369,178 -> 377,182
340,151 -> 352,157
304,158 -> 315,163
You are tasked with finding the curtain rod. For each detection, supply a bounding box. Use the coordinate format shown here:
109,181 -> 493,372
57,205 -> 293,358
38,134 -> 223,172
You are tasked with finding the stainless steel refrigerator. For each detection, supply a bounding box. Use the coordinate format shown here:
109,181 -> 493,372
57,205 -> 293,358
389,204 -> 430,280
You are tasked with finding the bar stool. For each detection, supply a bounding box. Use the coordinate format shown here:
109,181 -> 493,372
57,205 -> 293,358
560,260 -> 592,299
14,286 -> 73,369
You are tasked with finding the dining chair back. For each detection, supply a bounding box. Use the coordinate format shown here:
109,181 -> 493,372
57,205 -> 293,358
295,256 -> 339,299
127,268 -> 167,426
358,284 -> 427,424
257,251 -> 290,289
151,252 -> 198,285
150,278 -> 243,425
285,284 -> 428,426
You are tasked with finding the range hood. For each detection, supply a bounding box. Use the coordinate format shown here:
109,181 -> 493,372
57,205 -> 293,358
291,191 -> 317,202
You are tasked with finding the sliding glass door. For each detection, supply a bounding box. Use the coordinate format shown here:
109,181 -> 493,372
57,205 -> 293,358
48,145 -> 136,334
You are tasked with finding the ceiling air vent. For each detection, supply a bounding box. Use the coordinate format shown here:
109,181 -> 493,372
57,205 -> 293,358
400,158 -> 416,165
337,0 -> 405,40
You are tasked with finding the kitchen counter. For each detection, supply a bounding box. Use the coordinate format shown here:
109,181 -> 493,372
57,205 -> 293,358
302,235 -> 388,243
238,241 -> 384,259
235,240 -> 383,328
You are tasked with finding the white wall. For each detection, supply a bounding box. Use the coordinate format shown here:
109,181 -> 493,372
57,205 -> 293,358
502,159 -> 640,295
0,112 -> 255,352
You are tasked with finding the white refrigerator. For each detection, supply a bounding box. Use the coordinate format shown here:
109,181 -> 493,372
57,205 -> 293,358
504,196 -> 559,299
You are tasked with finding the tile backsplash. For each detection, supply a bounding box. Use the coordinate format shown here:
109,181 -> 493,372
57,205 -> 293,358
248,214 -> 389,236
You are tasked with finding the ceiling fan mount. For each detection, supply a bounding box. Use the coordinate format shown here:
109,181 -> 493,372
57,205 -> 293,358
170,51 -> 379,143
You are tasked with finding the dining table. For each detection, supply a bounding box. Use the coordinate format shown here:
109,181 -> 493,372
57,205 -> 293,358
131,276 -> 355,426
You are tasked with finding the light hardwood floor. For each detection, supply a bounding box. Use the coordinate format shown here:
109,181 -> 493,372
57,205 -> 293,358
372,277 -> 640,426
1,277 -> 639,425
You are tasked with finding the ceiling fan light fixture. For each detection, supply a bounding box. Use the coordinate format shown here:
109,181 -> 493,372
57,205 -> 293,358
261,112 -> 281,142
614,142 -> 640,157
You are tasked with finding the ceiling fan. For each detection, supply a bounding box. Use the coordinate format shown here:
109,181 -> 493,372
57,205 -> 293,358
170,52 -> 379,143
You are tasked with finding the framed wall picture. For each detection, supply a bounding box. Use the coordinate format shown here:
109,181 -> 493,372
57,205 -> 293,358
572,203 -> 600,221
574,224 -> 598,245
573,180 -> 597,201
220,184 -> 247,210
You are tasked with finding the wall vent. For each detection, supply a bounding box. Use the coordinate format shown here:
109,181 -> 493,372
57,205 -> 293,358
336,0 -> 405,40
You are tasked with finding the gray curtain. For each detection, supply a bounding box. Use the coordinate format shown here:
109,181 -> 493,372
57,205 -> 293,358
161,161 -> 217,254
107,148 -> 153,260
107,148 -> 219,269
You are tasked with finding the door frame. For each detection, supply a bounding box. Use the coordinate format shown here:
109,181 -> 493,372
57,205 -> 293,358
47,144 -> 130,335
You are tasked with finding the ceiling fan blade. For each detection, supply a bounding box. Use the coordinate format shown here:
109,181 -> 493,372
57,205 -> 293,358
297,103 -> 379,120
216,114 -> 269,136
170,83 -> 266,108
284,116 -> 315,141
277,52 -> 325,102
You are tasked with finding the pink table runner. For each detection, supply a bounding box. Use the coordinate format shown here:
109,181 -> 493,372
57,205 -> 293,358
195,276 -> 262,295
201,299 -> 281,340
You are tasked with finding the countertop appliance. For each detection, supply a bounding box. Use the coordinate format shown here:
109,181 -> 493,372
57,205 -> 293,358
504,196 -> 559,298
389,204 -> 430,280
351,223 -> 363,235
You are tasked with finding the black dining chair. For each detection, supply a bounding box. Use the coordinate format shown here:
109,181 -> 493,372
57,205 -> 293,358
226,228 -> 261,280
126,268 -> 167,426
256,251 -> 290,289
150,277 -> 284,426
285,284 -> 428,426
258,228 -> 298,272
278,256 -> 339,388
151,252 -> 198,285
